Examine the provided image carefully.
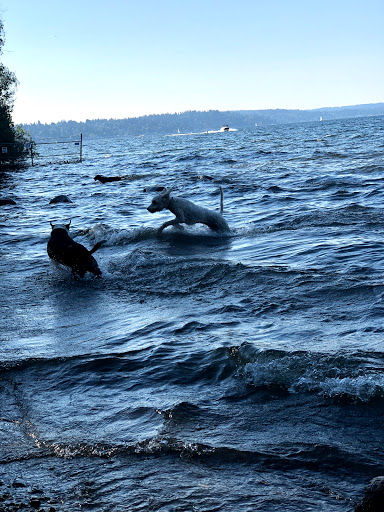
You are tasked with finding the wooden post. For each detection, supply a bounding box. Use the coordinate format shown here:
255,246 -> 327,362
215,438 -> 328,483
30,145 -> 34,166
80,133 -> 83,162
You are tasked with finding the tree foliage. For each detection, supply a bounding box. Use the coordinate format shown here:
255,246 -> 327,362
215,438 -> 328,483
0,19 -> 30,167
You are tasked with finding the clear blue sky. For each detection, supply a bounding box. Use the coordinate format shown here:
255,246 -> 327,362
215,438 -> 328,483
1,0 -> 383,124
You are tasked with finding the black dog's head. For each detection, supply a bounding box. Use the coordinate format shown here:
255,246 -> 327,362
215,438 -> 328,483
50,221 -> 71,234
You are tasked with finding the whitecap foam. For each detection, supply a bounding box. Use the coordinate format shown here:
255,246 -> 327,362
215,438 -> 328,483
86,223 -> 158,246
242,350 -> 384,402
315,374 -> 384,401
108,248 -> 172,275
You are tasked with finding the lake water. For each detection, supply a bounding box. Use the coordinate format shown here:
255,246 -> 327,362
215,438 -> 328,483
1,116 -> 384,511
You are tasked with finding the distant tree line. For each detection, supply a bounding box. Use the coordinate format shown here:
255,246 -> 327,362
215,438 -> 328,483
22,103 -> 384,141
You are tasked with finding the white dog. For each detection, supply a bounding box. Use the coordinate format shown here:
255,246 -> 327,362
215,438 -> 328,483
147,188 -> 230,233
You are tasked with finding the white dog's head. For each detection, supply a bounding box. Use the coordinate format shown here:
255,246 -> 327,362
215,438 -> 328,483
147,188 -> 172,213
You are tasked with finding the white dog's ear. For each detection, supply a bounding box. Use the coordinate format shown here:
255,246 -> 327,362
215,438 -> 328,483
162,187 -> 172,197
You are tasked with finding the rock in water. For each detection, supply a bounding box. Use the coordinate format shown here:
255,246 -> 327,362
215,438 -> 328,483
355,476 -> 384,511
49,195 -> 73,204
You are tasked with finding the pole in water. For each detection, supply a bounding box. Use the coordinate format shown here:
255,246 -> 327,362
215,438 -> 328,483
220,186 -> 224,214
80,133 -> 83,162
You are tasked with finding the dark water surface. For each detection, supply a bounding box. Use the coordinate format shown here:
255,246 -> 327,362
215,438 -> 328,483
1,116 -> 384,510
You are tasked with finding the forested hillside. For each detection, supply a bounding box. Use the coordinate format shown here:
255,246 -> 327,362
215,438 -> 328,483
22,103 -> 384,140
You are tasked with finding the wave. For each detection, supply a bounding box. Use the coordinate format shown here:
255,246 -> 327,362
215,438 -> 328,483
5,429 -> 377,477
176,153 -> 204,162
85,222 -> 233,247
83,202 -> 384,250
250,204 -> 384,233
240,347 -> 384,402
103,252 -> 306,300
355,164 -> 384,174
3,345 -> 384,403
310,151 -> 350,160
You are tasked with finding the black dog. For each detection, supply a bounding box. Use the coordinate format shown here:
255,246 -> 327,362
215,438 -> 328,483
0,198 -> 16,206
47,222 -> 103,279
94,175 -> 123,183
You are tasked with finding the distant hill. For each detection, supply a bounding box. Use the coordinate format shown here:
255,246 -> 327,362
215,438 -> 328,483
21,103 -> 384,141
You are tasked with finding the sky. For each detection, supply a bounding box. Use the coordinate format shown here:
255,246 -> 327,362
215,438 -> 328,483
0,0 -> 383,124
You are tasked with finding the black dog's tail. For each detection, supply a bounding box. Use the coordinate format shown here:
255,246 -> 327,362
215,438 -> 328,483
219,186 -> 224,214
89,240 -> 106,254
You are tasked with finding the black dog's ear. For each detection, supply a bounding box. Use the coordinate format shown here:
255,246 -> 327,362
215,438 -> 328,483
50,221 -> 54,227
65,220 -> 71,230
162,187 -> 172,197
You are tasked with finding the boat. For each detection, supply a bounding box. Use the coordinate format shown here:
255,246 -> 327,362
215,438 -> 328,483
219,125 -> 229,132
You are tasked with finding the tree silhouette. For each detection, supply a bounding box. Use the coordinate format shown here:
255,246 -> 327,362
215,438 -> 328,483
0,19 -> 30,167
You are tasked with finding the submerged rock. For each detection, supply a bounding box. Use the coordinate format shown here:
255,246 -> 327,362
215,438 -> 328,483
29,497 -> 41,508
11,479 -> 26,488
355,476 -> 384,511
49,195 -> 73,204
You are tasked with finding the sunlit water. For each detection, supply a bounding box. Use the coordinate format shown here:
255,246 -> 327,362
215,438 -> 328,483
1,116 -> 384,511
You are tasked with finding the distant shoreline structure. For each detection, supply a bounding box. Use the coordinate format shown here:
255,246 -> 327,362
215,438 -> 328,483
21,103 -> 384,141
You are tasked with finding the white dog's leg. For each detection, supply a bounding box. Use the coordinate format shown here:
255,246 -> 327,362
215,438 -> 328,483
158,218 -> 181,233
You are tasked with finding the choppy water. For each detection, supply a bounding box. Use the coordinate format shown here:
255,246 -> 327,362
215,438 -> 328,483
1,116 -> 384,511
